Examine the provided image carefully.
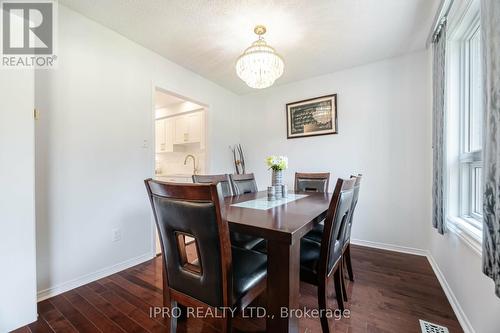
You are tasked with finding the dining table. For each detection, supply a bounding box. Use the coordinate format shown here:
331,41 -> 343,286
224,190 -> 332,333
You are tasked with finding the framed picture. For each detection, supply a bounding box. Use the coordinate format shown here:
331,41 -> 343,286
286,94 -> 337,139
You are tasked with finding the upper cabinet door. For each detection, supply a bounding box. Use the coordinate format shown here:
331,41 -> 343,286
164,118 -> 174,152
186,112 -> 202,143
173,111 -> 203,145
155,119 -> 166,152
174,116 -> 189,144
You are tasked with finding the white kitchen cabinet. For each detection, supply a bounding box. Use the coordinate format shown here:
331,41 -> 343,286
155,119 -> 166,152
164,118 -> 174,151
174,116 -> 189,144
187,112 -> 202,143
173,111 -> 203,145
155,118 -> 174,153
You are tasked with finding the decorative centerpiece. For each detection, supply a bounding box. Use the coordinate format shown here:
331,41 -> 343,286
266,156 -> 288,199
266,155 -> 288,184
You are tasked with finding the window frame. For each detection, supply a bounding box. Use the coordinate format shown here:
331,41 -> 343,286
457,11 -> 482,227
445,0 -> 483,253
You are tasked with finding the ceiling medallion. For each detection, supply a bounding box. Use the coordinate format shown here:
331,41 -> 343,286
235,25 -> 284,89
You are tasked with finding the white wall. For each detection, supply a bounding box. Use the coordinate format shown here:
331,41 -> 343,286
35,5 -> 240,298
240,51 -> 432,250
429,230 -> 500,333
0,69 -> 37,330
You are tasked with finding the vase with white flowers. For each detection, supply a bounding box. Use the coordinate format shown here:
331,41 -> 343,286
266,155 -> 288,186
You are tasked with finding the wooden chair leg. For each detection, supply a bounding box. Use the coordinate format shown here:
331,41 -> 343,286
340,263 -> 348,302
178,304 -> 187,321
220,315 -> 232,333
162,265 -> 177,332
165,300 -> 178,333
318,278 -> 330,333
333,268 -> 344,312
342,256 -> 349,279
162,282 -> 177,332
345,244 -> 354,282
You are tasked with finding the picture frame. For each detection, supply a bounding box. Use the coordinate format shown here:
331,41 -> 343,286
286,94 -> 337,139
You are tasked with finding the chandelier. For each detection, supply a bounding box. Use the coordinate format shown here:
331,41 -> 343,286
236,25 -> 284,89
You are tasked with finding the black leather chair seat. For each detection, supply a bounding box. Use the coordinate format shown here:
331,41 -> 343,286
253,237 -> 342,283
305,222 -> 353,250
303,221 -> 324,243
300,238 -> 341,284
305,223 -> 351,245
231,232 -> 264,250
231,246 -> 267,303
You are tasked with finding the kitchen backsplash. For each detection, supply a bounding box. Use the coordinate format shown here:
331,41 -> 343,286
155,147 -> 205,176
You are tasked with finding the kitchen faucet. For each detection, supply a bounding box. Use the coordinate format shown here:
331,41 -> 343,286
184,154 -> 198,175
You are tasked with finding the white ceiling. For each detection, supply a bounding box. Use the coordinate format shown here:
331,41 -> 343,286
60,0 -> 439,95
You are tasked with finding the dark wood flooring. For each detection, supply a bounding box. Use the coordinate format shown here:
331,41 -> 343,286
12,245 -> 463,333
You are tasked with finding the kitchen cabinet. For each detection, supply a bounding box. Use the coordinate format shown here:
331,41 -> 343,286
155,118 -> 174,153
165,118 -> 174,151
174,111 -> 203,145
156,111 -> 204,152
187,112 -> 202,143
155,119 -> 165,152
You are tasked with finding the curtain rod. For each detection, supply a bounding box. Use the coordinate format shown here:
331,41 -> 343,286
426,0 -> 455,48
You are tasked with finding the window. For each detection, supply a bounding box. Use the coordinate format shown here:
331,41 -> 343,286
447,0 -> 483,240
458,18 -> 483,229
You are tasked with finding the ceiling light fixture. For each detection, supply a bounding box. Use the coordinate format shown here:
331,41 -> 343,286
236,25 -> 284,89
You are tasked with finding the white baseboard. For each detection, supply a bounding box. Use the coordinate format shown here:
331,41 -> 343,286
37,251 -> 155,302
351,238 -> 428,256
426,254 -> 475,333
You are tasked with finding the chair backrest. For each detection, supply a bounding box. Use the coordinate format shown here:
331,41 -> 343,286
319,178 -> 355,276
295,172 -> 330,193
192,174 -> 233,197
144,179 -> 232,307
229,173 -> 258,195
342,174 -> 362,246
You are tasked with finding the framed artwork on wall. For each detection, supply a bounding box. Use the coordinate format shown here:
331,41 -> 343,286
286,94 -> 337,139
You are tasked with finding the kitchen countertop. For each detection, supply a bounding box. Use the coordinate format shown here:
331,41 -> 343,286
155,173 -> 193,178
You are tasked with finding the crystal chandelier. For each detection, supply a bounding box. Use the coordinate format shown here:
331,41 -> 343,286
236,25 -> 284,89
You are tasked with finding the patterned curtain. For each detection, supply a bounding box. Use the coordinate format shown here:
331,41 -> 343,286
432,22 -> 447,235
481,0 -> 500,298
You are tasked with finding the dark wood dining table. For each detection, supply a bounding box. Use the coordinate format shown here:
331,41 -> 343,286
224,191 -> 332,333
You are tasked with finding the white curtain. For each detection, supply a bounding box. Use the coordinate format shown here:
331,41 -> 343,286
481,0 -> 500,298
432,22 -> 447,235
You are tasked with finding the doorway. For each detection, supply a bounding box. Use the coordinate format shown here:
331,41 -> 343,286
152,87 -> 208,254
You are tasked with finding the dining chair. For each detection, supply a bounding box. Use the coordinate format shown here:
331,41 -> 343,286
299,178 -> 355,333
144,179 -> 267,332
193,173 -> 262,250
298,172 -> 330,246
229,173 -> 258,195
341,174 -> 362,281
294,172 -> 330,193
304,174 -> 362,283
192,174 -> 233,197
227,173 -> 263,250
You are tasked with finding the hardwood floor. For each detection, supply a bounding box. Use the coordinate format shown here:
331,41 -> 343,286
13,245 -> 463,333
